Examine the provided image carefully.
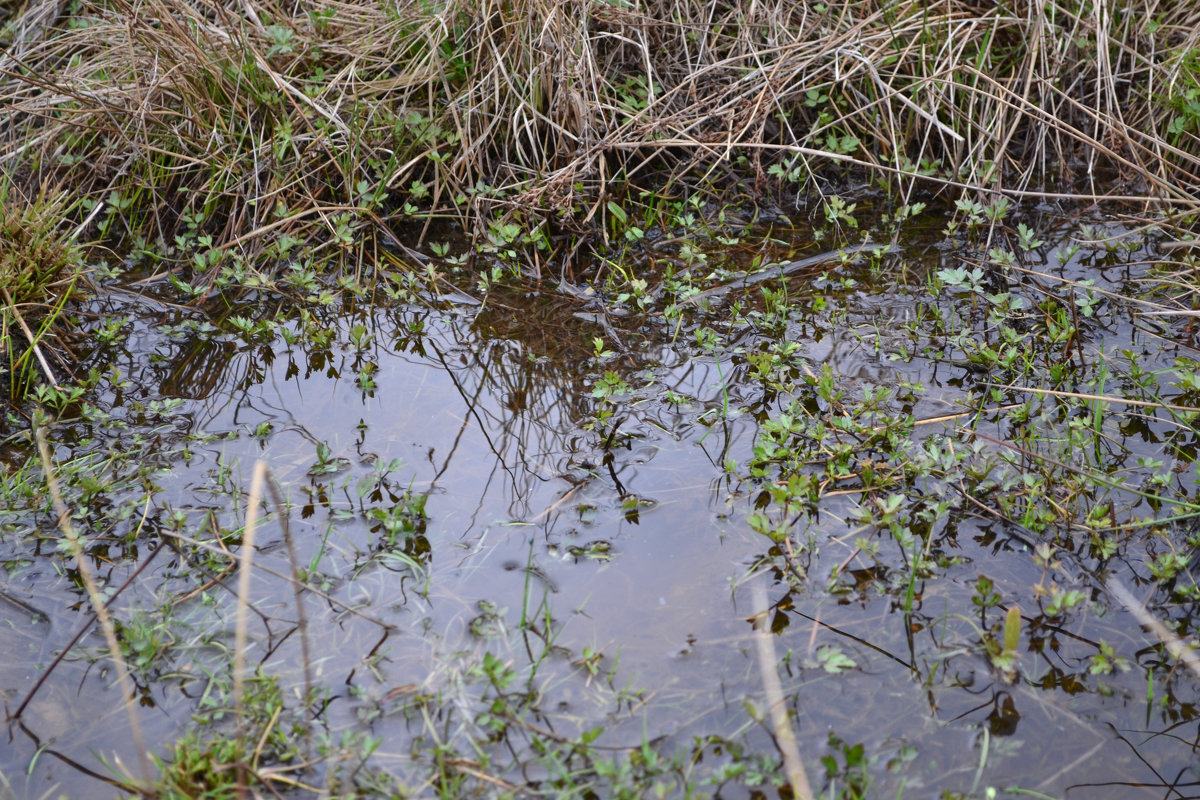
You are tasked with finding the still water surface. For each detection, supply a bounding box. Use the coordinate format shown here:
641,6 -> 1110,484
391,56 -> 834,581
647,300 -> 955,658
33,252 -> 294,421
2,214 -> 1199,798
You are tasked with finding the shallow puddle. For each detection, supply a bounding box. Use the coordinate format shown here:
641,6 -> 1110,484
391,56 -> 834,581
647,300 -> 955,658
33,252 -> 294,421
3,210 -> 1200,799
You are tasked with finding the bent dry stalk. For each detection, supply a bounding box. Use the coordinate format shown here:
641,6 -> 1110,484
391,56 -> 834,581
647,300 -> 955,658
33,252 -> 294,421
33,413 -> 152,789
751,576 -> 813,800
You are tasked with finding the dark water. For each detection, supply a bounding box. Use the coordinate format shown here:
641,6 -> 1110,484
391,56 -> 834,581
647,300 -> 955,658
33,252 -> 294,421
3,213 -> 1200,799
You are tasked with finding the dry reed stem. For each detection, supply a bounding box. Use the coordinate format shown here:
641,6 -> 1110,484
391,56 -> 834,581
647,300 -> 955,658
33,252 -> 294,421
997,383 -> 1200,414
33,414 -> 152,788
1106,577 -> 1200,681
232,458 -> 267,735
2,288 -> 58,388
750,577 -> 814,800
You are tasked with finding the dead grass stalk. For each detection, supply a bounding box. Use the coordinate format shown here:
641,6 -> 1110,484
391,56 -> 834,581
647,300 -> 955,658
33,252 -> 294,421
1,0 -> 1198,255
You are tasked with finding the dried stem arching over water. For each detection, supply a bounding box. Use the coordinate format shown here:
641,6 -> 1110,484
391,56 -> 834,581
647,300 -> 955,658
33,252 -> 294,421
32,413 -> 152,791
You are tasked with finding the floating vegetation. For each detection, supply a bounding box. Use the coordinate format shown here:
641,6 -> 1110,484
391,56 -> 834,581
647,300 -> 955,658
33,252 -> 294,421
4,1 -> 1200,798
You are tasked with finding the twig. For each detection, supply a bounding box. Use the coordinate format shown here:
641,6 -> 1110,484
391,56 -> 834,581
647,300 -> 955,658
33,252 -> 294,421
678,242 -> 884,306
3,287 -> 58,388
33,412 -> 151,788
995,383 -> 1200,413
750,577 -> 814,800
1106,577 -> 1200,681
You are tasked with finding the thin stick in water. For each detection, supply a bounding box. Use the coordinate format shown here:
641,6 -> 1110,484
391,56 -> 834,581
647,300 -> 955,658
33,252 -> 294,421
264,468 -> 313,761
34,413 -> 151,787
232,459 -> 268,729
1107,577 -> 1200,681
750,577 -> 814,800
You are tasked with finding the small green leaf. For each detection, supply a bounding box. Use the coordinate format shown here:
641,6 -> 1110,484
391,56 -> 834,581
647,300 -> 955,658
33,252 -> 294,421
817,645 -> 857,674
1003,605 -> 1021,655
606,202 -> 628,225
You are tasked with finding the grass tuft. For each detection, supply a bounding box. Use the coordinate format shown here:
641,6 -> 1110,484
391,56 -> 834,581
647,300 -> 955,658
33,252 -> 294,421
0,180 -> 82,394
0,184 -> 78,303
2,0 -> 1199,267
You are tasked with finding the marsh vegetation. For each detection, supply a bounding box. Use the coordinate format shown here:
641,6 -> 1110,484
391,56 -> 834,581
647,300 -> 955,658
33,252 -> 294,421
4,0 -> 1200,798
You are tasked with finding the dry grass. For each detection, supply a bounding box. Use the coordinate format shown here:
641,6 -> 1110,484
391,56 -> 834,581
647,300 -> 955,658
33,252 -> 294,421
1,0 -> 1199,258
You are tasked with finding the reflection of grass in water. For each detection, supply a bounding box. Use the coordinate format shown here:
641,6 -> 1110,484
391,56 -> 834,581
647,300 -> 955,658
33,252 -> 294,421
13,211 -> 1200,797
143,512 -> 704,798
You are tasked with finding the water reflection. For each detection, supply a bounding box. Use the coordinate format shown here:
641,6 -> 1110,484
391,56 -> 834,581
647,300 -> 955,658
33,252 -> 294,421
6,224 -> 1200,798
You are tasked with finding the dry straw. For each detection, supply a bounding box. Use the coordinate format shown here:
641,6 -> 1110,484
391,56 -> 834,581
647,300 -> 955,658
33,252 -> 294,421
33,415 -> 152,790
1,0 -> 1197,258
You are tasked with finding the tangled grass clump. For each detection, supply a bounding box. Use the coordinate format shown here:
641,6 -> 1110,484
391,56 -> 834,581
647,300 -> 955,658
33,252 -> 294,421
0,182 -> 82,395
0,186 -> 78,303
0,0 -> 1199,262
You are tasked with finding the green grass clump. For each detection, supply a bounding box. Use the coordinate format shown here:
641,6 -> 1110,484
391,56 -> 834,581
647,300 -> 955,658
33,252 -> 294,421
0,183 -> 82,395
147,673 -> 307,800
0,185 -> 79,297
